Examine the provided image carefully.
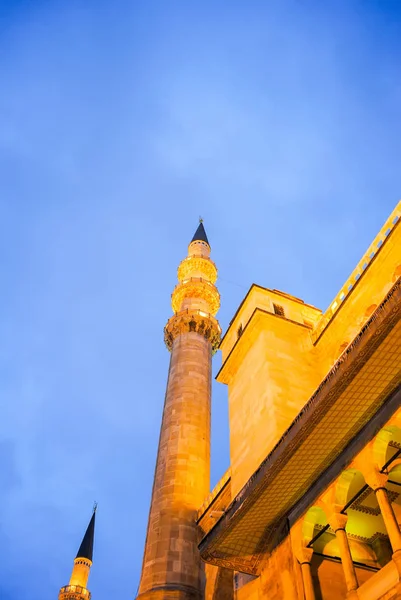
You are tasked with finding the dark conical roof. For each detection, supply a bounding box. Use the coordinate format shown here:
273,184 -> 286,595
191,221 -> 209,246
76,509 -> 96,561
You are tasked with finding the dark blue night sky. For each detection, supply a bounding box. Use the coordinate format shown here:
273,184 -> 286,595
0,1 -> 400,598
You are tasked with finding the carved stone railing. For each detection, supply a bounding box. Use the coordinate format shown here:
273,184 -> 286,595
164,308 -> 221,354
197,468 -> 232,520
59,584 -> 91,600
171,277 -> 220,315
312,201 -> 401,343
177,255 -> 218,283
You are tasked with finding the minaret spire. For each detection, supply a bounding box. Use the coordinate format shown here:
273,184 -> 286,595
76,506 -> 96,561
191,219 -> 209,245
59,508 -> 97,600
137,222 -> 221,599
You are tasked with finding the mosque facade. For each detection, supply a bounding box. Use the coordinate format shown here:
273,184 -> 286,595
60,201 -> 401,600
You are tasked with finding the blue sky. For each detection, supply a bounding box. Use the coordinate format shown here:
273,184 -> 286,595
0,1 -> 400,598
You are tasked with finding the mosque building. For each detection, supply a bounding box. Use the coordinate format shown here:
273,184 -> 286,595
59,200 -> 401,600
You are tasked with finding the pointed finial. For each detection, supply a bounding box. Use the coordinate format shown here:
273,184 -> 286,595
191,221 -> 209,245
76,507 -> 96,561
93,501 -> 98,514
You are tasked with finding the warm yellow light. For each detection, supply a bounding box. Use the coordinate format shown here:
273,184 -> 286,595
171,280 -> 220,315
177,255 -> 218,284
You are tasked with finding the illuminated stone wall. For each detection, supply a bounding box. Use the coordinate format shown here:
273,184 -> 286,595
199,203 -> 401,599
217,206 -> 401,499
137,226 -> 221,600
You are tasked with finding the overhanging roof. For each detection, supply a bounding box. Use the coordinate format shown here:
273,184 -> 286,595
199,277 -> 401,574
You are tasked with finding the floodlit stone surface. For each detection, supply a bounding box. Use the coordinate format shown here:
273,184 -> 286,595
137,204 -> 401,600
137,226 -> 221,600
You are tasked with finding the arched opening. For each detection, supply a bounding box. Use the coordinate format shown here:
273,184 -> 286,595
373,425 -> 401,470
303,505 -> 348,599
335,468 -> 389,570
387,462 -> 401,541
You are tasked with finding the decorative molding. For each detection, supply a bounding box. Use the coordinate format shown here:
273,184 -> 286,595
202,551 -> 257,574
164,310 -> 221,354
171,278 -> 220,315
313,523 -> 389,545
197,468 -> 231,520
177,256 -> 218,284
370,531 -> 391,545
217,307 -> 312,385
312,201 -> 400,342
350,488 -> 399,516
59,585 -> 91,600
199,277 -> 401,573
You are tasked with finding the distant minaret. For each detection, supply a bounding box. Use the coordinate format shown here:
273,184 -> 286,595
137,222 -> 221,600
59,507 -> 96,600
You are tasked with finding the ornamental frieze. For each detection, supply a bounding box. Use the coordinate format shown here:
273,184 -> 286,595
164,310 -> 221,353
171,278 -> 220,315
59,587 -> 91,600
177,255 -> 218,284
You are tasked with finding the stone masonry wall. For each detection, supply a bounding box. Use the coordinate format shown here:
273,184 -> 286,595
138,332 -> 212,599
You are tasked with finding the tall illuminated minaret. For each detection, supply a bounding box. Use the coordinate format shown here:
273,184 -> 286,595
137,222 -> 221,600
59,508 -> 96,600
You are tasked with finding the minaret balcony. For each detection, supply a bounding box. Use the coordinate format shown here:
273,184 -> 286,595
164,308 -> 221,353
171,277 -> 220,315
59,584 -> 91,600
177,255 -> 218,283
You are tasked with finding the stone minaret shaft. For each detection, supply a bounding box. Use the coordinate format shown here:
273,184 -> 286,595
59,507 -> 96,600
137,223 -> 221,600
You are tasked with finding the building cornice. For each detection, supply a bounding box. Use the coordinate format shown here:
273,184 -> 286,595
312,201 -> 401,343
216,307 -> 312,384
199,277 -> 401,574
219,284 -> 319,348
